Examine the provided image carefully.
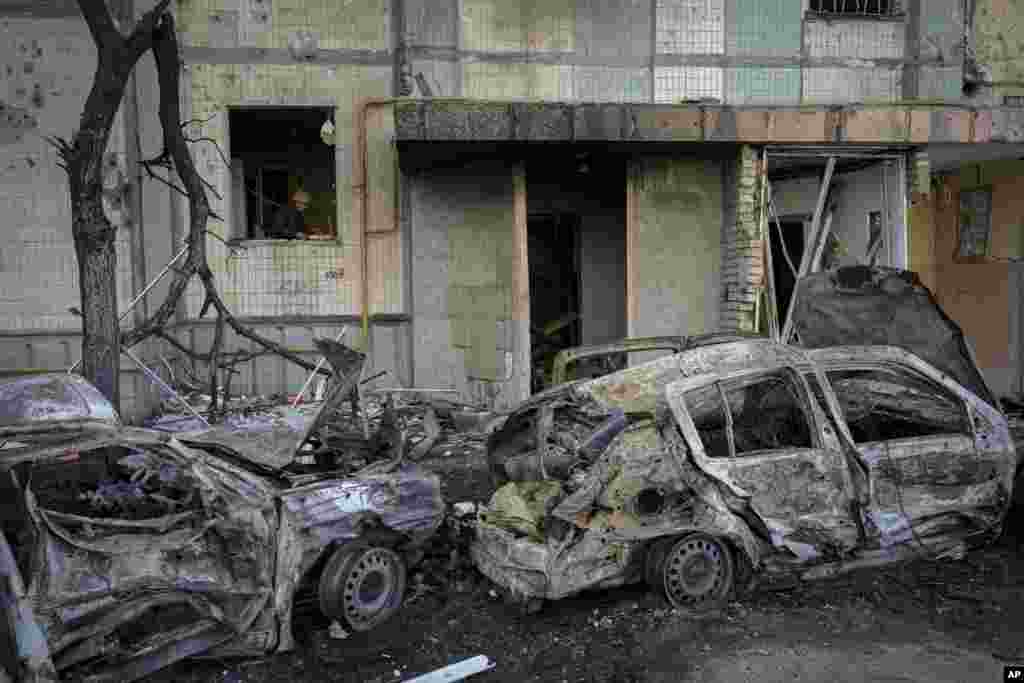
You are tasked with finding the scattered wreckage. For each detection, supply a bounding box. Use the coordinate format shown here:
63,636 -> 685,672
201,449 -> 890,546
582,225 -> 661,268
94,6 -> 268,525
0,340 -> 444,683
475,266 -> 1021,612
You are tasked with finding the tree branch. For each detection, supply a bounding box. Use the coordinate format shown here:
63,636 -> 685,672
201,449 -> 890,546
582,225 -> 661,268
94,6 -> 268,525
118,10 -> 333,403
183,135 -> 232,170
209,312 -> 225,409
76,0 -> 122,50
124,0 -> 172,62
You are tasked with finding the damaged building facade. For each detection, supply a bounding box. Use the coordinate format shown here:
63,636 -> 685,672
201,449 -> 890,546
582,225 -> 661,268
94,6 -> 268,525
1,0 -> 1023,420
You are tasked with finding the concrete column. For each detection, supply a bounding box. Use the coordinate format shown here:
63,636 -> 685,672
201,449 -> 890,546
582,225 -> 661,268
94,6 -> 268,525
626,160 -> 640,336
511,165 -> 530,401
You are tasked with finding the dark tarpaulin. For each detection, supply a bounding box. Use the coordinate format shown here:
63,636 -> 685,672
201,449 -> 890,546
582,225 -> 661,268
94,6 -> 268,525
792,266 -> 998,409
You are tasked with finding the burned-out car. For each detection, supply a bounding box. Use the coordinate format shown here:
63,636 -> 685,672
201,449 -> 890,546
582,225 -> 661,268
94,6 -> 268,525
549,334 -> 758,387
0,341 -> 444,683
475,266 -> 1019,611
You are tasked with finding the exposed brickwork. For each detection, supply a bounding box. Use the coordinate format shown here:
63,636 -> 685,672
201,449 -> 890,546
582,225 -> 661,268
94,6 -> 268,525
719,144 -> 762,332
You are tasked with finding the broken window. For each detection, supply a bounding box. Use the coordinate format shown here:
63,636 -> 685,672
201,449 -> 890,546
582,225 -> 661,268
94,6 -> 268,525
685,371 -> 814,458
958,187 -> 992,259
228,107 -> 337,241
29,445 -> 200,521
824,368 -> 971,443
808,0 -> 899,16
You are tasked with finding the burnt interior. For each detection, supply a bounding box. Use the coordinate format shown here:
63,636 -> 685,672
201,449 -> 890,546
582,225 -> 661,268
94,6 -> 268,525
28,446 -> 201,521
488,398 -> 633,488
687,372 -> 814,458
528,212 -> 583,392
825,369 -> 971,443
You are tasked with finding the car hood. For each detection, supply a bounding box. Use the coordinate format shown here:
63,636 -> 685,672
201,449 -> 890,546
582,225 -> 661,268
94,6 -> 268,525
792,266 -> 998,408
170,339 -> 367,471
0,373 -> 121,439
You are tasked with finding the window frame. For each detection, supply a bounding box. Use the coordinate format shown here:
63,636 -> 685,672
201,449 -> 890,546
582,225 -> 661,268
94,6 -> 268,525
805,0 -> 903,18
682,367 -> 821,460
956,185 -> 993,262
227,106 -> 339,244
820,363 -> 974,446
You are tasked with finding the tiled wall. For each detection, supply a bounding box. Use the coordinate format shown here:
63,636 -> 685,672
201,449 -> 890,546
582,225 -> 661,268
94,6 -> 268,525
181,57 -> 397,320
177,0 -> 391,50
0,16 -> 135,334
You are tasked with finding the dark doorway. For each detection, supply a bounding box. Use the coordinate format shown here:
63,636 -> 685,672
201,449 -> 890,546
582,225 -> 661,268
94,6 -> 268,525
770,219 -> 805,325
528,212 -> 582,393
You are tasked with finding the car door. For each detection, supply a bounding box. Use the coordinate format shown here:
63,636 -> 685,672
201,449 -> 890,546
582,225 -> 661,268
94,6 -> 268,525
814,358 -> 1013,547
666,366 -> 861,563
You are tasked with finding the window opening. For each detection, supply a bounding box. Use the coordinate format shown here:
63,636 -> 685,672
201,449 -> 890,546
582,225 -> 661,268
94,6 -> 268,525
825,368 -> 970,443
229,107 -> 337,241
958,187 -> 992,259
808,0 -> 900,16
685,372 -> 814,458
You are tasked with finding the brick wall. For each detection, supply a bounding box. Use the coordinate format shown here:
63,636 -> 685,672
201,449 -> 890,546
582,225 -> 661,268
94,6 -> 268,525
719,145 -> 762,332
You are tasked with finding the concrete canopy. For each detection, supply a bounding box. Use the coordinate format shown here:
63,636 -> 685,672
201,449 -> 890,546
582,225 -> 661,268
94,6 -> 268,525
393,101 -> 1024,145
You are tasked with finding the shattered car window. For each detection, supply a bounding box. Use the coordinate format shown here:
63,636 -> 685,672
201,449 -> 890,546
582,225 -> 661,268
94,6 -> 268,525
685,372 -> 813,458
685,385 -> 731,459
726,375 -> 813,455
825,368 -> 970,443
30,445 -> 198,522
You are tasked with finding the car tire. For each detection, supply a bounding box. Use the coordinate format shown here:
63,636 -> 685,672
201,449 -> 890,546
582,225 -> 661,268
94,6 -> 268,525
318,544 -> 407,632
648,533 -> 735,612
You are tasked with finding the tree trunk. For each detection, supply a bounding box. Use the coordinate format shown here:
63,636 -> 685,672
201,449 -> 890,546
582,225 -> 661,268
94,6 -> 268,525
73,216 -> 121,407
61,0 -> 169,409
66,59 -> 130,408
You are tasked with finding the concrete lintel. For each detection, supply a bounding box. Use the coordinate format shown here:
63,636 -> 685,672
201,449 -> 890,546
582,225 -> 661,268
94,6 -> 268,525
180,46 -> 391,66
394,101 -> 1024,145
180,43 -> 948,71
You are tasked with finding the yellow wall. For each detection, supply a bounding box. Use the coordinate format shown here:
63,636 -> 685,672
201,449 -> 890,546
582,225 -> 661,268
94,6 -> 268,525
974,0 -> 1024,97
921,159 -> 1024,395
630,157 -> 724,338
176,0 -> 401,324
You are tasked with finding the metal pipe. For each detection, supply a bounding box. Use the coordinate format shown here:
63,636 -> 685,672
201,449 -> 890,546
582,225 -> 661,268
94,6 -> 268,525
122,346 -> 210,427
291,327 -> 347,407
781,156 -> 836,343
760,151 -> 780,341
67,243 -> 190,374
119,242 -> 190,324
768,190 -> 798,279
358,98 -> 411,353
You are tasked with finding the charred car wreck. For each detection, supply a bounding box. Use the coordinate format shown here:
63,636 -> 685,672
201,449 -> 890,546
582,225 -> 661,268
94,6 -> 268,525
475,266 -> 1020,610
0,340 -> 444,683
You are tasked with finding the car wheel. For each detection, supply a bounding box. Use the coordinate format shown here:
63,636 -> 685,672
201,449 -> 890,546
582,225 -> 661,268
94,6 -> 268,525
650,533 -> 734,611
318,544 -> 407,632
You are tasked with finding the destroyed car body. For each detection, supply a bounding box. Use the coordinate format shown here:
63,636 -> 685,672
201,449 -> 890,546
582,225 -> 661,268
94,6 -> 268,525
0,341 -> 444,683
474,267 -> 1019,610
549,333 -> 758,386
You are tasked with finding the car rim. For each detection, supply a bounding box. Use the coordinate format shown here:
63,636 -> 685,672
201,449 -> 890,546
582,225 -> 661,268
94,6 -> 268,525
341,548 -> 403,630
662,535 -> 732,609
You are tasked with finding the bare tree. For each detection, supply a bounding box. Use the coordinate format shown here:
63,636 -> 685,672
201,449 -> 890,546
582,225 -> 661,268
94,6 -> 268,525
53,0 -> 330,414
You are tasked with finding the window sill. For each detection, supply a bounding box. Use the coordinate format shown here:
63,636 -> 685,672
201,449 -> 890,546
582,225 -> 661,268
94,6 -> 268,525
804,11 -> 905,21
227,237 -> 341,247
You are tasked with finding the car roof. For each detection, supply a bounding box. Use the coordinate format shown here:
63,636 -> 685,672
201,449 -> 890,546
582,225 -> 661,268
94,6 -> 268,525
0,373 -> 121,439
